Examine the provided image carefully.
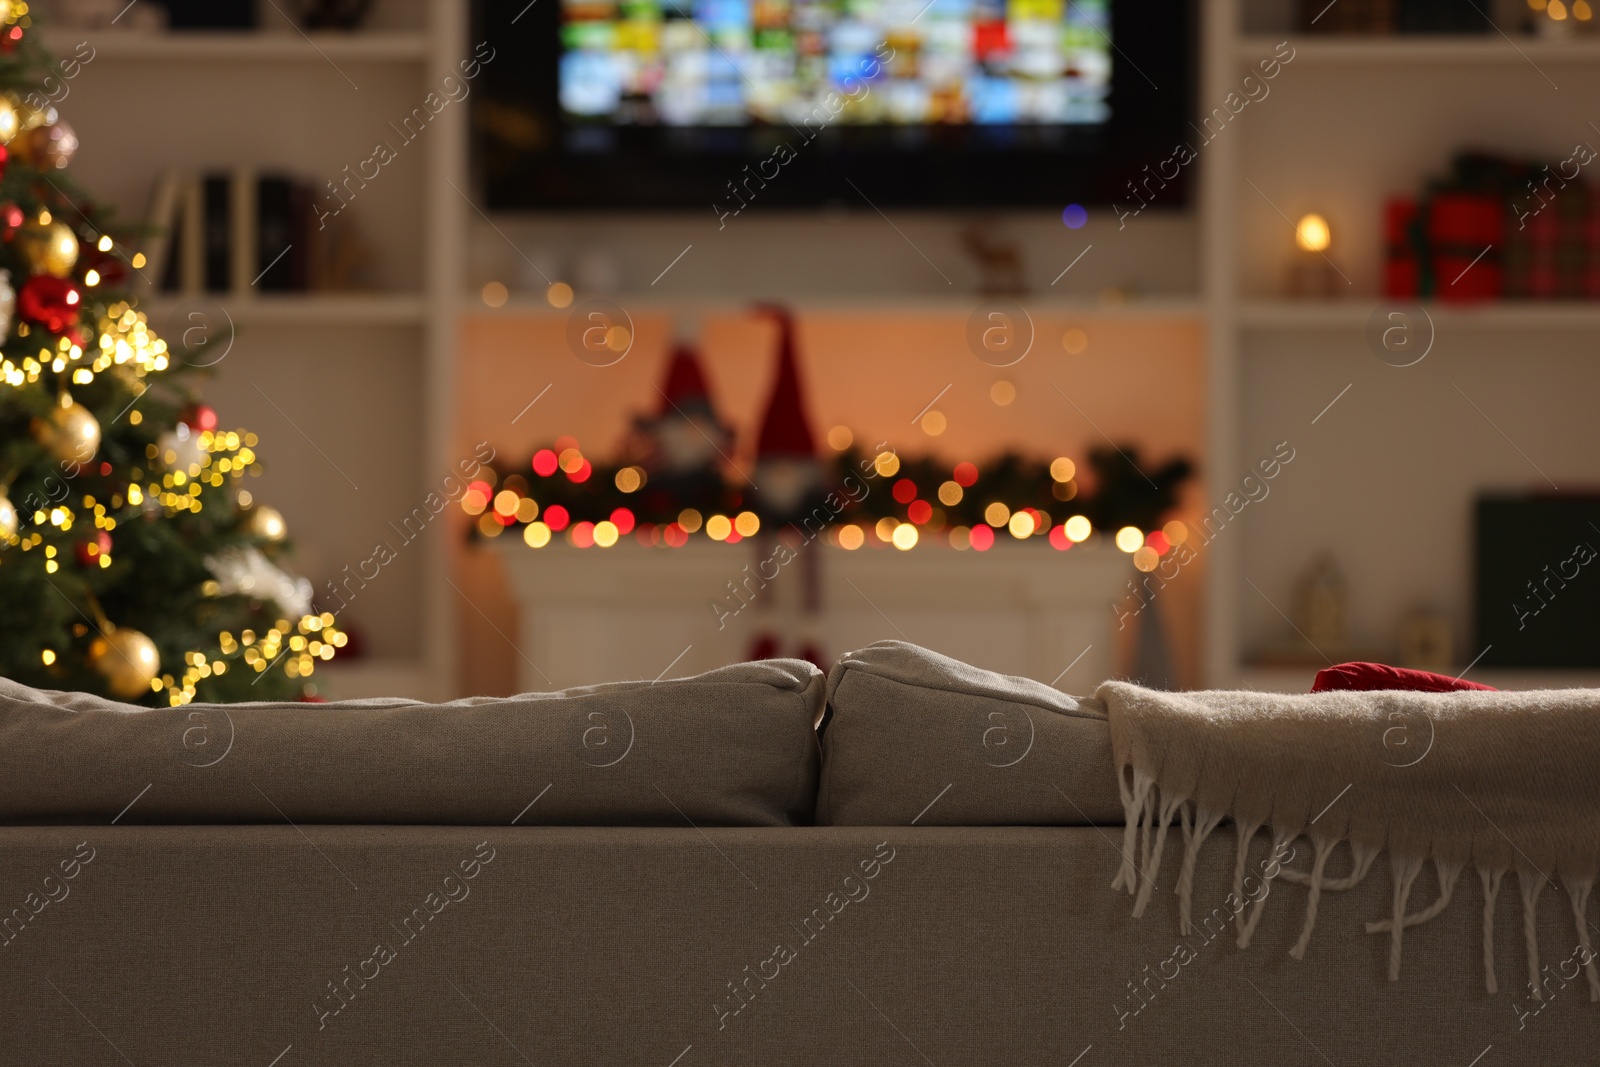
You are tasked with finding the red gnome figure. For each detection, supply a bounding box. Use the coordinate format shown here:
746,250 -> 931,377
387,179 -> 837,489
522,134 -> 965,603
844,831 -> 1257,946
747,305 -> 828,670
632,321 -> 734,519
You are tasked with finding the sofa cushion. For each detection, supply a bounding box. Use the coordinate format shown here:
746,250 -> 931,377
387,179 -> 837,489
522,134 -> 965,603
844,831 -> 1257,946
0,659 -> 823,827
817,640 -> 1123,825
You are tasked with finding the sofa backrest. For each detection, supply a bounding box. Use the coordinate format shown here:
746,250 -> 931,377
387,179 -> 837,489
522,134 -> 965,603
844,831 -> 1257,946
818,640 -> 1124,825
0,659 -> 823,827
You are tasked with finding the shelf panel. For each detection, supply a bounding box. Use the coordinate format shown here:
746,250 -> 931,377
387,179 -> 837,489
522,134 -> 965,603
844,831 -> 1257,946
1236,34 -> 1600,65
136,293 -> 428,327
464,294 -> 1207,318
43,30 -> 429,62
1239,300 -> 1600,330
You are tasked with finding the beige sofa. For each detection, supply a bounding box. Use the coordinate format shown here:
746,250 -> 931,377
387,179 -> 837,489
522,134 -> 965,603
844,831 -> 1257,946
1,647 -> 1590,1066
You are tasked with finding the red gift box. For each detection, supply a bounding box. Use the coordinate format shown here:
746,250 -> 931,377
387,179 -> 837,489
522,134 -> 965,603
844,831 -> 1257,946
1429,192 -> 1502,303
1384,197 -> 1419,298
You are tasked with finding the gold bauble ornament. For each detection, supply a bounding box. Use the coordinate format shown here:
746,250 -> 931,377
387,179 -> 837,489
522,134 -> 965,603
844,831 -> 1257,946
18,121 -> 78,170
32,393 -> 101,464
87,627 -> 161,699
0,490 -> 16,540
16,217 -> 79,278
0,95 -> 18,146
246,504 -> 288,542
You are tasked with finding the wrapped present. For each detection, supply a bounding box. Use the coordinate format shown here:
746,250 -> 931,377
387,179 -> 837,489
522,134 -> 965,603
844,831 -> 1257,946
1384,198 -> 1421,298
1428,191 -> 1502,302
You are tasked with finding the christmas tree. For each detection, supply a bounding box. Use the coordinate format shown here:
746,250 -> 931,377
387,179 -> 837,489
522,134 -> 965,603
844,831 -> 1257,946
0,11 -> 342,705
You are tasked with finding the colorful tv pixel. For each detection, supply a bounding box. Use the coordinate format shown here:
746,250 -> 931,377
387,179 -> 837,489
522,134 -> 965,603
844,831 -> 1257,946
558,0 -> 1113,127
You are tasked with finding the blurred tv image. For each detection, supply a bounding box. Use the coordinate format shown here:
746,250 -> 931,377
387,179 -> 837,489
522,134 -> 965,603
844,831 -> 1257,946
558,0 -> 1112,127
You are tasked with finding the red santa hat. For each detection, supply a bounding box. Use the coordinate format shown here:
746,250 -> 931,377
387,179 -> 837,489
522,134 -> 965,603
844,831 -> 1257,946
656,343 -> 717,419
754,306 -> 817,461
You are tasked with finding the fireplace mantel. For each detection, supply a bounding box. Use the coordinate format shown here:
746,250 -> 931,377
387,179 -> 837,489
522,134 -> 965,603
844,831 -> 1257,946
496,540 -> 1133,692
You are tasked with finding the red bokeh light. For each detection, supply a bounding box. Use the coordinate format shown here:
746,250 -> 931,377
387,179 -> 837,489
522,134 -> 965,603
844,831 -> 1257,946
1049,524 -> 1072,550
892,478 -> 918,504
907,499 -> 933,525
969,524 -> 995,551
1146,530 -> 1171,555
953,462 -> 978,487
532,449 -> 558,477
544,504 -> 570,531
611,508 -> 636,535
663,523 -> 688,547
569,458 -> 592,483
571,522 -> 595,548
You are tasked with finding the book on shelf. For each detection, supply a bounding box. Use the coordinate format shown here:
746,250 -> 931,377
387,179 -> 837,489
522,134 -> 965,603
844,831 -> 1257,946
139,169 -> 363,299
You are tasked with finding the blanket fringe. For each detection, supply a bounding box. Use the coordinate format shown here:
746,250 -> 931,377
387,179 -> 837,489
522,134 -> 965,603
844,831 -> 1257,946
1481,867 -> 1505,995
1566,878 -> 1600,1003
1108,763 -> 1591,1000
1176,804 -> 1225,936
1289,836 -> 1334,960
1132,790 -> 1184,918
1112,767 -> 1153,895
1520,871 -> 1547,1001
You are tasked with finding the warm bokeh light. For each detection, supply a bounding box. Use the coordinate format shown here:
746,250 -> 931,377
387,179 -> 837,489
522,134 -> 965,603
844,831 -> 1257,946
838,524 -> 864,550
920,410 -> 947,435
461,488 -> 488,516
705,514 -> 733,540
1295,213 -> 1331,253
515,498 -> 539,523
1008,511 -> 1036,538
1115,526 -> 1144,553
937,480 -> 963,506
481,281 -> 508,308
593,520 -> 619,547
547,281 -> 574,308
990,380 -> 1016,406
1064,515 -> 1092,542
570,522 -> 596,548
1133,546 -> 1159,572
677,508 -> 703,533
615,466 -> 642,493
827,425 -> 853,450
892,523 -> 919,550
949,526 -> 971,550
984,502 -> 1010,527
1050,457 -> 1076,482
493,490 -> 519,517
1062,328 -> 1088,355
1163,519 -> 1189,546
734,511 -> 760,536
875,517 -> 898,543
874,451 -> 900,477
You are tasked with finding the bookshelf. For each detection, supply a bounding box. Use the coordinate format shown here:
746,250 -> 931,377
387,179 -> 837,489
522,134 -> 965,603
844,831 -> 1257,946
47,0 -> 465,700
50,0 -> 1600,698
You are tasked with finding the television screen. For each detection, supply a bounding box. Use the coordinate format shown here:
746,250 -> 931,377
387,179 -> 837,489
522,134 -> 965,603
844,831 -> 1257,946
473,0 -> 1191,210
557,0 -> 1113,128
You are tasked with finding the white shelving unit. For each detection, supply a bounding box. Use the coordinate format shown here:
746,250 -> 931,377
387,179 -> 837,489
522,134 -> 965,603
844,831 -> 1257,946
48,0 -> 466,701
53,0 -> 1600,698
1209,0 -> 1600,692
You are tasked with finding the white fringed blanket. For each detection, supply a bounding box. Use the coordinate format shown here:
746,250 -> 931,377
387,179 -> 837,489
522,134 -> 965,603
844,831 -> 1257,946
1095,682 -> 1600,1000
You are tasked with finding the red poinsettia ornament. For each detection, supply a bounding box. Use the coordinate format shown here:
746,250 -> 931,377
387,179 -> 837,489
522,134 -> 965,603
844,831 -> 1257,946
18,275 -> 81,333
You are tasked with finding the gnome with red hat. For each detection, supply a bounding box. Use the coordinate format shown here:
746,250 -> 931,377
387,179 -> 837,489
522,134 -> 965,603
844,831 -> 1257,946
632,323 -> 734,517
750,305 -> 827,528
747,305 -> 828,669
